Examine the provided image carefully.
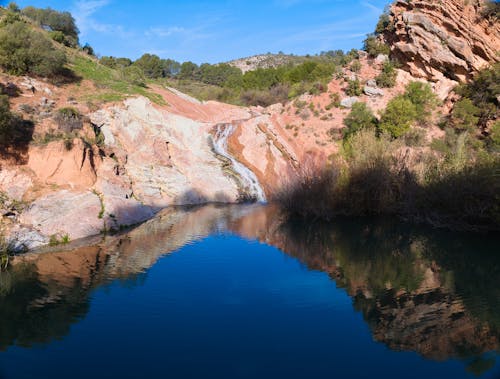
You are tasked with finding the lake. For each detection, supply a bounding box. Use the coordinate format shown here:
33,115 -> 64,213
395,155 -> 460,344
0,204 -> 499,379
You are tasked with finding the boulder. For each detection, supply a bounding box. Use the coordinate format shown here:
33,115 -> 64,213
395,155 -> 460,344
364,85 -> 385,97
340,97 -> 359,108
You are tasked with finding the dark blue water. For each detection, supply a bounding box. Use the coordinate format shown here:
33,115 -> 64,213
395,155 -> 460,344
0,205 -> 499,379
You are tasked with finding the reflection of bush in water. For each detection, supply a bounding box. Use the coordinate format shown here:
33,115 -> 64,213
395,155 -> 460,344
279,218 -> 427,294
279,217 -> 500,331
0,262 -> 90,351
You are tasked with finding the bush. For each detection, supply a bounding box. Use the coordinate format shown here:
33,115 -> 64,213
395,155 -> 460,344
54,107 -> 82,133
345,79 -> 362,96
0,21 -> 67,77
343,102 -> 377,140
404,128 -> 427,147
376,61 -> 397,88
0,94 -> 34,159
403,81 -> 438,124
363,34 -> 390,57
276,127 -> 500,232
450,98 -> 480,132
488,121 -> 500,150
350,60 -> 362,73
456,63 -> 499,126
379,96 -> 417,138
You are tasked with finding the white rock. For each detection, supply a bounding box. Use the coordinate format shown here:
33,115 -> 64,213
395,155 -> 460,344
340,97 -> 359,108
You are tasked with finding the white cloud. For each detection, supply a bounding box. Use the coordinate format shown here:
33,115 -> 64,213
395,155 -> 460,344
72,0 -> 132,39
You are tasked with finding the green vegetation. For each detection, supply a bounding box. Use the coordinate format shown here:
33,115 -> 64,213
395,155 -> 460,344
343,102 -> 377,140
49,234 -> 70,246
54,107 -> 82,133
276,128 -> 499,232
376,60 -> 397,88
0,21 -> 66,77
21,5 -> 79,47
345,79 -> 362,96
71,55 -> 166,105
363,34 -> 390,58
379,96 -> 417,138
403,81 -> 438,124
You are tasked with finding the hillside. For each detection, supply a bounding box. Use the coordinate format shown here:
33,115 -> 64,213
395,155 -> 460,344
0,0 -> 498,251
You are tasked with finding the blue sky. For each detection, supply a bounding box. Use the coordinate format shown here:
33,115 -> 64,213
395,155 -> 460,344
11,0 -> 390,63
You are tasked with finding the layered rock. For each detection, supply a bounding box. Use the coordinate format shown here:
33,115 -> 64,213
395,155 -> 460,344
386,0 -> 500,81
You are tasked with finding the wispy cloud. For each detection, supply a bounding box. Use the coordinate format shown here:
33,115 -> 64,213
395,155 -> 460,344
361,1 -> 383,14
72,0 -> 132,39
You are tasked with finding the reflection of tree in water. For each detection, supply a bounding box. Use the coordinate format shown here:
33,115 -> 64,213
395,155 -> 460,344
276,216 -> 500,371
0,262 -> 89,350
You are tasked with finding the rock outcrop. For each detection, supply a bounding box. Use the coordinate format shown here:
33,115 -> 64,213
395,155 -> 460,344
386,0 -> 500,81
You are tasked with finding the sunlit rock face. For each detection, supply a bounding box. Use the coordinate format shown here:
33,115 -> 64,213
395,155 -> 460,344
385,0 -> 499,82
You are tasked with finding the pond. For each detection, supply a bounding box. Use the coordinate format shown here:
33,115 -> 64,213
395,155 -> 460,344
0,205 -> 499,379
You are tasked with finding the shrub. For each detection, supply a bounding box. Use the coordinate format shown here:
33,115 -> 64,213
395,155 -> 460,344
363,34 -> 390,57
376,61 -> 397,88
379,96 -> 417,138
456,63 -> 499,126
403,81 -> 438,124
0,10 -> 22,26
54,107 -> 82,133
351,60 -> 362,73
343,102 -> 377,140
488,121 -> 500,150
345,79 -> 362,96
450,98 -> 480,132
0,21 -> 67,77
404,128 -> 427,147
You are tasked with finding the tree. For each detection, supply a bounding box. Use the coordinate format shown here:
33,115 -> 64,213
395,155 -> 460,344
343,102 -> 377,139
379,96 -> 417,138
21,6 -> 79,45
0,21 -> 67,77
179,61 -> 199,80
133,53 -> 164,78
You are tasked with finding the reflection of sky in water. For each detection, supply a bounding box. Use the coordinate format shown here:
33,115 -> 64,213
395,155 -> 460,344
0,205 -> 499,379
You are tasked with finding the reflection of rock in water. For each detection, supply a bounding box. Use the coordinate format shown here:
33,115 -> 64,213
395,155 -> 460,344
224,207 -> 500,362
2,204 -> 500,366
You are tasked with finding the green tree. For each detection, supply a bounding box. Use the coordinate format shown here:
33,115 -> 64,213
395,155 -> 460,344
0,21 -> 67,77
343,102 -> 377,139
133,53 -> 164,78
179,61 -> 200,80
21,6 -> 79,45
379,96 -> 417,138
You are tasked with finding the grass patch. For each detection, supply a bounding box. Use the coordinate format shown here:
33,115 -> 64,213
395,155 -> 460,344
70,55 -> 167,105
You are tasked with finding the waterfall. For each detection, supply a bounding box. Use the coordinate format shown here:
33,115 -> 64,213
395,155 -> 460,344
211,123 -> 266,203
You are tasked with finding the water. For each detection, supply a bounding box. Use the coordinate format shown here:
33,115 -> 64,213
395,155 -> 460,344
0,205 -> 499,379
211,123 -> 266,202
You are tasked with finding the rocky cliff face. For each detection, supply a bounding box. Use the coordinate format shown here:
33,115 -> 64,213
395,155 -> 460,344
386,0 -> 499,81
